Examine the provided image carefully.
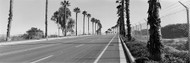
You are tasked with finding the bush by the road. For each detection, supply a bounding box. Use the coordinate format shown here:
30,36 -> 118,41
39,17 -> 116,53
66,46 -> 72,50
24,27 -> 44,39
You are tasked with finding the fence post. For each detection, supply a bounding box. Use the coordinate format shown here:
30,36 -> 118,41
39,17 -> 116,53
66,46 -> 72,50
179,1 -> 189,62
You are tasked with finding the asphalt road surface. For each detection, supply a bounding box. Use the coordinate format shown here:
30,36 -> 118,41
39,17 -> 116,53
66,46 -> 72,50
0,34 -> 121,63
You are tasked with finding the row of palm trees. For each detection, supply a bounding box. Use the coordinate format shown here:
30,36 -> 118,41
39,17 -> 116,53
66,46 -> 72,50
91,18 -> 102,35
5,0 -> 101,42
73,7 -> 101,35
51,0 -> 102,36
115,0 -> 163,62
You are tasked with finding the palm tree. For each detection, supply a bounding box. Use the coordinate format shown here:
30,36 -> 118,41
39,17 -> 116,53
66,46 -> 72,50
125,0 -> 132,41
147,0 -> 163,61
116,0 -> 125,37
87,14 -> 91,35
61,0 -> 70,36
82,11 -> 87,35
6,0 -> 13,41
91,18 -> 95,35
73,7 -> 80,36
94,19 -> 97,35
97,21 -> 102,35
45,0 -> 48,38
95,19 -> 100,35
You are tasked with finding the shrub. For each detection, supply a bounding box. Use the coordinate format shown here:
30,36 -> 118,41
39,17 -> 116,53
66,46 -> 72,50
25,27 -> 44,39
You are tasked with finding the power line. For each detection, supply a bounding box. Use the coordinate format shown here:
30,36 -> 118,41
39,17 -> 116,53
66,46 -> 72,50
161,9 -> 185,18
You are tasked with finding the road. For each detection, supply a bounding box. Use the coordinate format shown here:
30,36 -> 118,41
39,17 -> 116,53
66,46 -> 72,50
0,34 -> 122,63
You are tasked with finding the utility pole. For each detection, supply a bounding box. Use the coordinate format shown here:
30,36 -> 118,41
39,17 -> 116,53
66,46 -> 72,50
179,1 -> 189,62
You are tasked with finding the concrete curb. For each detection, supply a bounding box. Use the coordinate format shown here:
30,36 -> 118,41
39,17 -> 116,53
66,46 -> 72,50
119,36 -> 136,63
118,36 -> 127,63
0,35 -> 90,46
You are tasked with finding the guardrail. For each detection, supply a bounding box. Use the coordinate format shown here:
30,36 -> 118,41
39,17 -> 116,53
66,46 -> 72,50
119,36 -> 135,63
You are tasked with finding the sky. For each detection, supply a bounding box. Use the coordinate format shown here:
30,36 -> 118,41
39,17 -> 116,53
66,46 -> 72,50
0,0 -> 189,36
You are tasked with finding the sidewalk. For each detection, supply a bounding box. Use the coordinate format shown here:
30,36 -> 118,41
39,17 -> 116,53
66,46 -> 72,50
0,35 -> 90,46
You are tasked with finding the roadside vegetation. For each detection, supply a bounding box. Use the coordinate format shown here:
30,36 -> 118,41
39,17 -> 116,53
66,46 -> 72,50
121,36 -> 188,63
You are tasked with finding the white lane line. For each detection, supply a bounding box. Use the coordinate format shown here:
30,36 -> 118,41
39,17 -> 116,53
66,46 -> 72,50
93,34 -> 116,63
30,55 -> 53,63
118,36 -> 127,63
0,44 -> 55,56
75,44 -> 84,47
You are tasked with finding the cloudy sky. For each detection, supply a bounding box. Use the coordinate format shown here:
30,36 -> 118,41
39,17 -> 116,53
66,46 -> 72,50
0,0 -> 189,35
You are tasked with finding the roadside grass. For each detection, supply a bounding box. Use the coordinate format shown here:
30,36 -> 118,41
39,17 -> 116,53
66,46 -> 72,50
121,36 -> 188,63
163,39 -> 188,51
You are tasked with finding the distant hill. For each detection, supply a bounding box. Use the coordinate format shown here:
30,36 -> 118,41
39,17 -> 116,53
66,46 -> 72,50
161,23 -> 188,39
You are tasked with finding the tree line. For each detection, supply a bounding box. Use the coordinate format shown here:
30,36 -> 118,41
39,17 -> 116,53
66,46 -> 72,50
5,0 -> 102,41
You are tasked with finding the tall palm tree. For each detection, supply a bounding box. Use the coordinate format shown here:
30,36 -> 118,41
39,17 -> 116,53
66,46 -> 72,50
91,18 -> 95,35
87,14 -> 91,35
6,0 -> 13,41
116,0 -> 125,37
82,11 -> 87,35
45,0 -> 48,38
73,7 -> 80,36
147,0 -> 163,61
125,0 -> 132,41
61,0 -> 70,36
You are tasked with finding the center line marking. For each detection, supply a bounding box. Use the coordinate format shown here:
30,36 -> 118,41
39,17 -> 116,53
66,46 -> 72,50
93,34 -> 116,63
30,55 -> 53,63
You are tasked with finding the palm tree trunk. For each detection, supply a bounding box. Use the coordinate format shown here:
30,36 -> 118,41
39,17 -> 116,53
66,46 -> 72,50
120,0 -> 126,37
88,17 -> 89,35
45,0 -> 48,38
147,0 -> 163,61
64,5 -> 67,36
76,13 -> 78,36
95,23 -> 96,35
125,0 -> 132,41
92,22 -> 94,35
83,15 -> 85,35
6,0 -> 13,41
